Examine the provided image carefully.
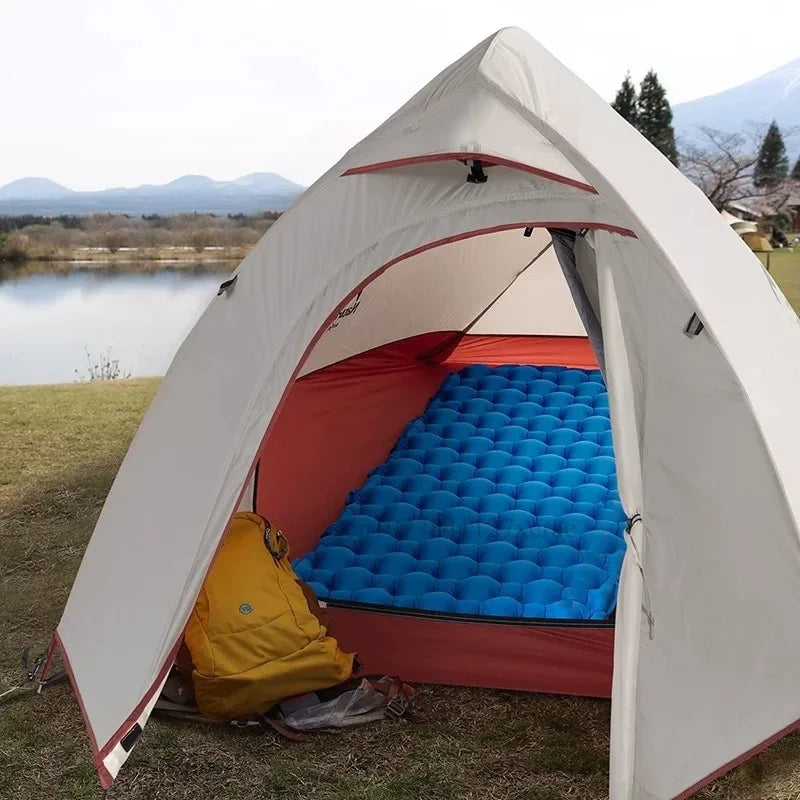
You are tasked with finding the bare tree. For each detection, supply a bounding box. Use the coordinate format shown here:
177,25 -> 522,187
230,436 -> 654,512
102,229 -> 127,253
680,125 -> 799,212
189,227 -> 215,252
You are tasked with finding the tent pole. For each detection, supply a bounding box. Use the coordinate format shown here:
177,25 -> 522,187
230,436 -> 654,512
37,636 -> 59,692
460,240 -> 554,335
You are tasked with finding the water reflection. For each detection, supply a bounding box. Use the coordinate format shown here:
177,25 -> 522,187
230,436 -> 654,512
0,265 -> 230,385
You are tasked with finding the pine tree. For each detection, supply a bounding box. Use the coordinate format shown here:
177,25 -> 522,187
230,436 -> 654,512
636,70 -> 679,166
612,73 -> 638,128
754,121 -> 789,187
791,154 -> 800,181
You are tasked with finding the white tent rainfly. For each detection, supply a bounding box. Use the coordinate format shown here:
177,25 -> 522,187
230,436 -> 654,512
45,26 -> 800,800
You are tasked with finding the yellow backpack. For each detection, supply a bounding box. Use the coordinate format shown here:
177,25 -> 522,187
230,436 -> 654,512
184,512 -> 355,719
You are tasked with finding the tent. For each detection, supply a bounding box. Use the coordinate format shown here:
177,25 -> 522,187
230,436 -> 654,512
720,208 -> 758,235
48,27 -> 800,800
741,230 -> 773,253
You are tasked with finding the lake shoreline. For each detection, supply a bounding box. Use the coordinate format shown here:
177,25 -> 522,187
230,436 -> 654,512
0,244 -> 250,273
1,248 -> 244,276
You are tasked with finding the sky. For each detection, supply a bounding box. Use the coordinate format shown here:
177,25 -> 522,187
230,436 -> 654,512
3,0 -> 798,190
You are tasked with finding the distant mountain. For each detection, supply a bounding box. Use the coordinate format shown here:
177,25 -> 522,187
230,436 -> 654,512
0,172 -> 305,215
160,174 -> 220,193
0,177 -> 72,200
224,173 -> 304,195
672,57 -> 800,146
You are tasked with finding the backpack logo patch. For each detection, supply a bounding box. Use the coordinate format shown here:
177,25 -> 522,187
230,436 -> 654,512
239,603 -> 253,615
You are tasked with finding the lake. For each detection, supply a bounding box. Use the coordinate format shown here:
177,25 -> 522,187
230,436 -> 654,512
0,265 -> 230,386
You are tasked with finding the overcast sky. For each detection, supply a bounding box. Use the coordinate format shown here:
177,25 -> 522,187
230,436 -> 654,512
3,0 -> 798,190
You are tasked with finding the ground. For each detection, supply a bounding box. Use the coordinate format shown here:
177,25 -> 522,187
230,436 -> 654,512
3,249 -> 800,799
759,248 -> 800,310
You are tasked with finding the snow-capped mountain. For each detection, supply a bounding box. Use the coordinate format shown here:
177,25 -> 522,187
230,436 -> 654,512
672,57 -> 800,142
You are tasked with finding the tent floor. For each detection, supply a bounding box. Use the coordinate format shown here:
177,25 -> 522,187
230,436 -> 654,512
290,364 -> 625,695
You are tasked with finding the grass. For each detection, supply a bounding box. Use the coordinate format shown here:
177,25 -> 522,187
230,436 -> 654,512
4,250 -> 800,798
761,247 -> 800,310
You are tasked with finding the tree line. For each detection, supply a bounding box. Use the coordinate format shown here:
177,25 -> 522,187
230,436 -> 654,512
610,71 -> 800,219
612,71 -> 679,165
0,211 -> 283,262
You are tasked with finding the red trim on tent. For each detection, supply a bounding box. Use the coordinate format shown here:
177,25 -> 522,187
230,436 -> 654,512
54,633 -> 114,789
328,220 -> 633,325
96,638 -> 183,760
39,635 -> 58,682
56,630 -> 183,787
342,151 -> 598,194
330,607 -> 614,697
673,717 -> 800,799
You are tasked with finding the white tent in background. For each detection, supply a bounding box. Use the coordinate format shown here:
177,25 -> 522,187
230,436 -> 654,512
721,208 -> 758,234
49,27 -> 800,800
720,209 -> 743,225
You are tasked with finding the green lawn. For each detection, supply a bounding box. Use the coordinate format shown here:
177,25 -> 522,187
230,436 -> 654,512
3,252 -> 800,798
758,247 -> 800,312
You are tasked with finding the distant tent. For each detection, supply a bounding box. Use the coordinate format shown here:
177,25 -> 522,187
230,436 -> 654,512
726,200 -> 762,221
721,208 -> 758,234
50,27 -> 800,800
731,220 -> 759,234
741,231 -> 773,252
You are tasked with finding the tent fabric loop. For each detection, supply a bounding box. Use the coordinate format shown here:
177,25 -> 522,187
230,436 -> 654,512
624,514 -> 654,641
217,276 -> 238,296
466,159 -> 489,184
625,513 -> 642,534
683,312 -> 705,338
